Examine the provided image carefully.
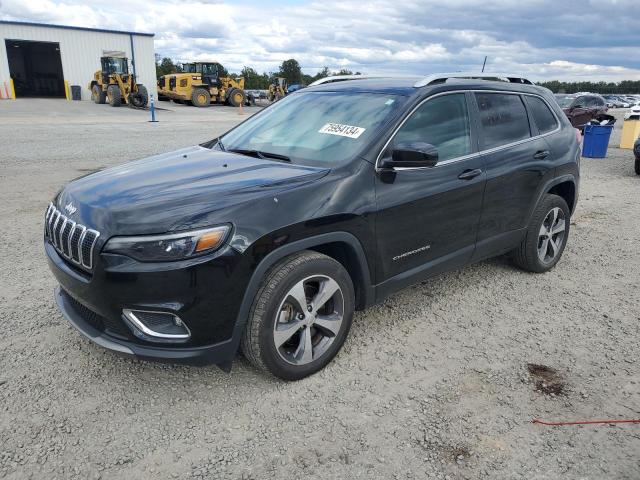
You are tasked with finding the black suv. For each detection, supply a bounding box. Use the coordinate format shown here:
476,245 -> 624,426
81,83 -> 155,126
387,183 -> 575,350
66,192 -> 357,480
45,73 -> 580,380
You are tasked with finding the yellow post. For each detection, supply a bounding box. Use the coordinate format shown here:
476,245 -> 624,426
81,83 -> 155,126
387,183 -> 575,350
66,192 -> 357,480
620,120 -> 640,149
9,79 -> 16,99
64,80 -> 70,100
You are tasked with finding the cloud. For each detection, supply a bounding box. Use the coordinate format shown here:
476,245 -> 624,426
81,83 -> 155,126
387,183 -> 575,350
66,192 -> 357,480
2,0 -> 639,81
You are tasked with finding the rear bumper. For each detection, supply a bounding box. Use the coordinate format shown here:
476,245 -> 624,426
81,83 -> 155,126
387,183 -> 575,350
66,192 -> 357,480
55,286 -> 236,368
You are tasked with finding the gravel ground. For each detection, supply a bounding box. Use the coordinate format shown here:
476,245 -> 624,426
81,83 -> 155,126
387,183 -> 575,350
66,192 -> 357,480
1,100 -> 639,480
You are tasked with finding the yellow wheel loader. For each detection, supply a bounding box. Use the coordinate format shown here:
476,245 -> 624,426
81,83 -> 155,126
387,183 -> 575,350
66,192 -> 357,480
89,56 -> 148,108
268,77 -> 288,102
157,62 -> 247,108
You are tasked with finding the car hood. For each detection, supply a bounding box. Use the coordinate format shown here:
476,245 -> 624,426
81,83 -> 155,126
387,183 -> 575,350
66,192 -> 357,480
56,145 -> 329,235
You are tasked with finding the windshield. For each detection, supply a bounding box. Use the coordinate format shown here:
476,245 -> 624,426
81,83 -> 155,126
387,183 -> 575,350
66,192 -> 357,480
103,58 -> 128,75
183,63 -> 195,73
220,91 -> 404,165
195,63 -> 220,75
554,95 -> 575,108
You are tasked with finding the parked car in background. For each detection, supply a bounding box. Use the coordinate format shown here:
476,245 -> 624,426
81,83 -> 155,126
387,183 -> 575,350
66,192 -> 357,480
555,93 -> 608,130
625,103 -> 640,120
287,84 -> 303,94
613,96 -> 631,108
603,95 -> 623,108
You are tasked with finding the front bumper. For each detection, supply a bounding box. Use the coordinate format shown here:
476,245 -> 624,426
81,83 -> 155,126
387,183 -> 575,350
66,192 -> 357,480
46,237 -> 250,368
55,287 -> 236,367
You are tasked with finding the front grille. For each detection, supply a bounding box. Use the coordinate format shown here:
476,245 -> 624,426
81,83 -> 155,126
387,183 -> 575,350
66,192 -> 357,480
45,203 -> 100,270
62,290 -> 132,340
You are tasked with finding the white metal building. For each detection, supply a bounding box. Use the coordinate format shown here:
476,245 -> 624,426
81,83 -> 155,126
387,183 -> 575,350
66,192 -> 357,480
0,21 -> 156,101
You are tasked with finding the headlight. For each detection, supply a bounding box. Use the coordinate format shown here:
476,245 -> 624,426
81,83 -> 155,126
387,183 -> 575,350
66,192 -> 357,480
103,225 -> 230,262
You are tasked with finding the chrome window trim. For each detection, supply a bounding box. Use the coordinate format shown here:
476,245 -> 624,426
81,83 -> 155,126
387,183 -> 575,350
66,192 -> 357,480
374,89 -> 562,172
122,309 -> 191,340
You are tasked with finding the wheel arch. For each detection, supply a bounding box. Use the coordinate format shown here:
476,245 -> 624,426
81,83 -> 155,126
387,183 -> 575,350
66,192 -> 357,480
527,174 -> 578,222
226,232 -> 374,365
547,180 -> 576,214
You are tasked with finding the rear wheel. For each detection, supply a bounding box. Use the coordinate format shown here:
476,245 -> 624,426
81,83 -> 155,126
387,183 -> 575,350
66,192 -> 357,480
512,194 -> 570,273
191,88 -> 211,107
107,85 -> 122,107
128,85 -> 148,108
227,88 -> 246,107
241,251 -> 354,380
635,157 -> 640,175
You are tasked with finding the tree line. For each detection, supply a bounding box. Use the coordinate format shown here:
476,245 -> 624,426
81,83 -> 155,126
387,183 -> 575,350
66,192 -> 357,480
537,80 -> 640,94
155,55 -> 361,89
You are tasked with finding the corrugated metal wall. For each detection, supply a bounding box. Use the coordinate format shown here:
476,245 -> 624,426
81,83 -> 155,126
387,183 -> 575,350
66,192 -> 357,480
0,23 -> 156,101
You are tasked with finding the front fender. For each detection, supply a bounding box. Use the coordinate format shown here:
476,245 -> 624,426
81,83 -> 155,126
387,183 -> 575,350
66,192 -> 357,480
225,231 -> 374,366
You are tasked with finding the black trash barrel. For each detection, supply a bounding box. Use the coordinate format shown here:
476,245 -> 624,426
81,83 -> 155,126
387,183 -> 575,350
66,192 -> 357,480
70,85 -> 82,101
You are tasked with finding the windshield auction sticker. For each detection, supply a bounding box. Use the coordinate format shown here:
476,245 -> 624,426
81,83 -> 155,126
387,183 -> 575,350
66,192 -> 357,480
318,123 -> 366,139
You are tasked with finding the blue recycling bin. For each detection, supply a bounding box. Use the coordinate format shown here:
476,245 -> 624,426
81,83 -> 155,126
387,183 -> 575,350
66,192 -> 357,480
582,124 -> 614,158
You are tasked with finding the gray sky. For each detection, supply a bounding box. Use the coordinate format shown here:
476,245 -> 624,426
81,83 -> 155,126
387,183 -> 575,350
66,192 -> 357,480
2,0 -> 640,81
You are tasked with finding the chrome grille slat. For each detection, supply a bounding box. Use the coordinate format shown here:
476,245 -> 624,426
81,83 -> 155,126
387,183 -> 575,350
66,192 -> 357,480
44,203 -> 100,271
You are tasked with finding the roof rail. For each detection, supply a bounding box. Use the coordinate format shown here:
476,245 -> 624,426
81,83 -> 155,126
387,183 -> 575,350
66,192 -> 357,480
414,72 -> 533,88
307,74 -> 388,87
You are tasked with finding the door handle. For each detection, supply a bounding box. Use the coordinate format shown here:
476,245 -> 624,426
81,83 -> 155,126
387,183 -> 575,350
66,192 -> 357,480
533,150 -> 550,159
458,168 -> 483,180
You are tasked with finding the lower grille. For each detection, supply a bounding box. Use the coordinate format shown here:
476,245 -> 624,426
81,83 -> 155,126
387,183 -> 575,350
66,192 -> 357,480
62,290 -> 132,340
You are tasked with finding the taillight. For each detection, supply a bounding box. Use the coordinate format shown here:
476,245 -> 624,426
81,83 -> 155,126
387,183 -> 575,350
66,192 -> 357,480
575,128 -> 582,145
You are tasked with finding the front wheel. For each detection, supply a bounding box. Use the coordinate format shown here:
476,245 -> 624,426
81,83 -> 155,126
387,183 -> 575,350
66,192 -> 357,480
512,194 -> 570,273
227,88 -> 246,107
241,251 -> 354,380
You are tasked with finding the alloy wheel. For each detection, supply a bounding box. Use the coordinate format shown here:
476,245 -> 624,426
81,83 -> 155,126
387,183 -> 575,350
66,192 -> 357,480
537,207 -> 566,264
273,275 -> 344,366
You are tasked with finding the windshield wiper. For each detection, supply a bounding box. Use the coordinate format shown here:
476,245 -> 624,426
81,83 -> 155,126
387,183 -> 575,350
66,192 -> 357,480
217,138 -> 226,151
228,148 -> 290,162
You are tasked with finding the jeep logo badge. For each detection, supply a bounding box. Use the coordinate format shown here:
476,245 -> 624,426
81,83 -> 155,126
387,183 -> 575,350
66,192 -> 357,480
64,202 -> 77,215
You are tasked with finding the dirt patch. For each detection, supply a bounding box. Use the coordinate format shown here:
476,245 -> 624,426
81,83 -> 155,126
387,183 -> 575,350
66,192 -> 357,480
527,363 -> 566,396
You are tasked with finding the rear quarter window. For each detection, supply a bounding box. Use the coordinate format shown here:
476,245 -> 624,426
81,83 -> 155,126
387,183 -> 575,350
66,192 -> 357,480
524,96 -> 559,134
475,93 -> 531,150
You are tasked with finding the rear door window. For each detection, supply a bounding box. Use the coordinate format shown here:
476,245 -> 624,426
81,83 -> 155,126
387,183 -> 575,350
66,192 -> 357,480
475,93 -> 531,150
524,96 -> 559,134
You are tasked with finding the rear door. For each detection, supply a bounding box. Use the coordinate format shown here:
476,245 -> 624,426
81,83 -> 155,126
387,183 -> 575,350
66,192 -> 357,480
374,92 -> 486,284
471,91 -> 556,260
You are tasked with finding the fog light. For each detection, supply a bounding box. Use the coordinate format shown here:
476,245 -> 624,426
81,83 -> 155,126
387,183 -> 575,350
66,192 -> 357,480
122,309 -> 190,341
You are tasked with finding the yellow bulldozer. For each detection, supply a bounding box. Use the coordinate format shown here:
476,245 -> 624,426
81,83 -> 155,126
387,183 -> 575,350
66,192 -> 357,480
157,62 -> 247,107
89,56 -> 148,108
268,77 -> 288,102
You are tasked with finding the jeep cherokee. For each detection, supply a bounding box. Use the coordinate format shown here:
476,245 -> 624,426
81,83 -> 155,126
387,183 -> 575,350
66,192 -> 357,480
45,73 -> 580,380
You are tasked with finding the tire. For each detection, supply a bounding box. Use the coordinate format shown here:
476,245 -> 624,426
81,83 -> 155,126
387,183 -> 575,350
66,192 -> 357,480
635,157 -> 640,175
91,85 -> 106,104
107,85 -> 122,107
191,88 -> 211,107
241,251 -> 355,381
227,88 -> 246,107
131,85 -> 148,108
512,194 -> 570,273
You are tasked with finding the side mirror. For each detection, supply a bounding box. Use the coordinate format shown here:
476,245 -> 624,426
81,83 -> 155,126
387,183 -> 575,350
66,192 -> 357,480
380,142 -> 439,169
